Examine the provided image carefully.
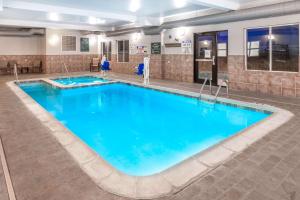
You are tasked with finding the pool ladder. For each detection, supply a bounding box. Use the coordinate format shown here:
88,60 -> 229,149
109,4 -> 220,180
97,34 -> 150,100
214,79 -> 229,101
199,78 -> 229,101
198,77 -> 212,99
63,63 -> 69,75
62,63 -> 71,80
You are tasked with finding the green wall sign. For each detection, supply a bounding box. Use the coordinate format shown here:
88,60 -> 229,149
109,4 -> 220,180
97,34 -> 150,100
151,42 -> 161,54
80,38 -> 90,52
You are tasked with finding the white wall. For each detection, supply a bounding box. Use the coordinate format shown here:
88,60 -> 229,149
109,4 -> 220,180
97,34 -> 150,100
0,36 -> 45,55
162,13 -> 300,55
46,29 -> 99,55
100,13 -> 300,56
99,34 -> 161,55
2,13 -> 299,57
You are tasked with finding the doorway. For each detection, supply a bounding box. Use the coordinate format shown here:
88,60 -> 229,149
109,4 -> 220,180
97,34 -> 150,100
194,31 -> 228,85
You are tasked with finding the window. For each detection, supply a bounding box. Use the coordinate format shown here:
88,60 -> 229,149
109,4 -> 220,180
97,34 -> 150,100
246,24 -> 299,72
217,31 -> 228,80
272,25 -> 299,72
62,36 -> 76,51
247,28 -> 270,70
101,41 -> 112,61
117,40 -> 129,62
217,31 -> 228,58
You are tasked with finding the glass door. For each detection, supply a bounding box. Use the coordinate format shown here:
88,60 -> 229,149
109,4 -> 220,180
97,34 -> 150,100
194,32 -> 218,85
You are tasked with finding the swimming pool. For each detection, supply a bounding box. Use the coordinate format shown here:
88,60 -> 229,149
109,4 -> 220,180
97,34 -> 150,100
19,81 -> 270,176
53,76 -> 108,86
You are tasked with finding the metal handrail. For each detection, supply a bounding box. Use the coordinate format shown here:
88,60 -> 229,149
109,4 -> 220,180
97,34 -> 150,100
214,79 -> 229,101
13,64 -> 19,84
199,77 -> 208,99
62,63 -> 71,81
215,85 -> 222,99
63,63 -> 69,74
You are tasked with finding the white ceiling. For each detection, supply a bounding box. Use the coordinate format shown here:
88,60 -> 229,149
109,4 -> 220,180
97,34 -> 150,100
0,0 -> 296,31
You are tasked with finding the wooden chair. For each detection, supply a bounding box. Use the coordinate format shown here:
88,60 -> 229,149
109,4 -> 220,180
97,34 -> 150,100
31,60 -> 42,73
90,58 -> 100,72
0,61 -> 8,74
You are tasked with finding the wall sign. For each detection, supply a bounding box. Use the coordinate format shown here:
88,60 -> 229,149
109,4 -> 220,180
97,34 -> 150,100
130,43 -> 148,54
151,42 -> 161,54
181,39 -> 192,54
137,45 -> 147,54
80,38 -> 89,52
181,40 -> 192,48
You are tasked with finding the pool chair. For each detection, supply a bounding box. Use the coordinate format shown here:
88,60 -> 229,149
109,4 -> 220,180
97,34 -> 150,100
0,61 -> 8,75
32,60 -> 43,73
90,58 -> 100,72
135,63 -> 144,76
7,60 -> 21,74
101,61 -> 111,75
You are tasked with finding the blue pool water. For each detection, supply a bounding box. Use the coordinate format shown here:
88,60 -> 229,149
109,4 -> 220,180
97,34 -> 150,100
20,82 -> 270,176
53,76 -> 108,86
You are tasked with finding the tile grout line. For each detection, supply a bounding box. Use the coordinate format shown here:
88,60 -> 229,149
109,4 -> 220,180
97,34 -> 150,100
0,137 -> 16,200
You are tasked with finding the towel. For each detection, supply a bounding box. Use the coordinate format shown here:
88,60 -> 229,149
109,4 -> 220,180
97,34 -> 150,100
101,55 -> 107,66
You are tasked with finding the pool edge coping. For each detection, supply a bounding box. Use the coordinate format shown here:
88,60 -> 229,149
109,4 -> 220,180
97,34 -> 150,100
7,78 -> 294,199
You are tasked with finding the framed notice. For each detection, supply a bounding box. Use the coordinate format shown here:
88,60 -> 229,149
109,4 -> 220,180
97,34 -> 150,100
80,38 -> 89,52
151,42 -> 161,54
204,50 -> 212,58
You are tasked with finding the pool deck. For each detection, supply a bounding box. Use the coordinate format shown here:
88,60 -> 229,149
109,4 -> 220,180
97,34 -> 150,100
0,72 -> 300,200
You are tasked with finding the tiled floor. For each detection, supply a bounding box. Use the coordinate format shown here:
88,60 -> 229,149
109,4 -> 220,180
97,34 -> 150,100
0,72 -> 300,200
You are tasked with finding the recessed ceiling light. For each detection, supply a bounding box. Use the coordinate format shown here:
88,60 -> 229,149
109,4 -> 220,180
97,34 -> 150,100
90,36 -> 97,45
132,32 -> 142,41
174,0 -> 187,8
48,12 -> 60,21
176,27 -> 187,38
129,0 -> 141,12
88,16 -> 106,25
49,34 -> 59,46
268,34 -> 275,40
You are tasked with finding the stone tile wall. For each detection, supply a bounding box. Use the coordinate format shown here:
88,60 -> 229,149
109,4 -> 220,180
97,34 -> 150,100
0,55 -> 45,74
109,54 -> 193,82
45,54 -> 99,73
2,54 -> 298,98
0,54 -> 101,74
109,54 -> 144,75
228,55 -> 300,97
162,54 -> 194,83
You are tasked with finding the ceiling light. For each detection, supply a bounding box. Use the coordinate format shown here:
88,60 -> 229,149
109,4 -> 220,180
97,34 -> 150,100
49,34 -> 59,46
98,34 -> 107,42
176,27 -> 187,38
268,34 -> 275,40
132,32 -> 142,41
88,16 -> 106,25
48,12 -> 60,21
129,0 -> 141,12
174,0 -> 187,8
89,36 -> 97,46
